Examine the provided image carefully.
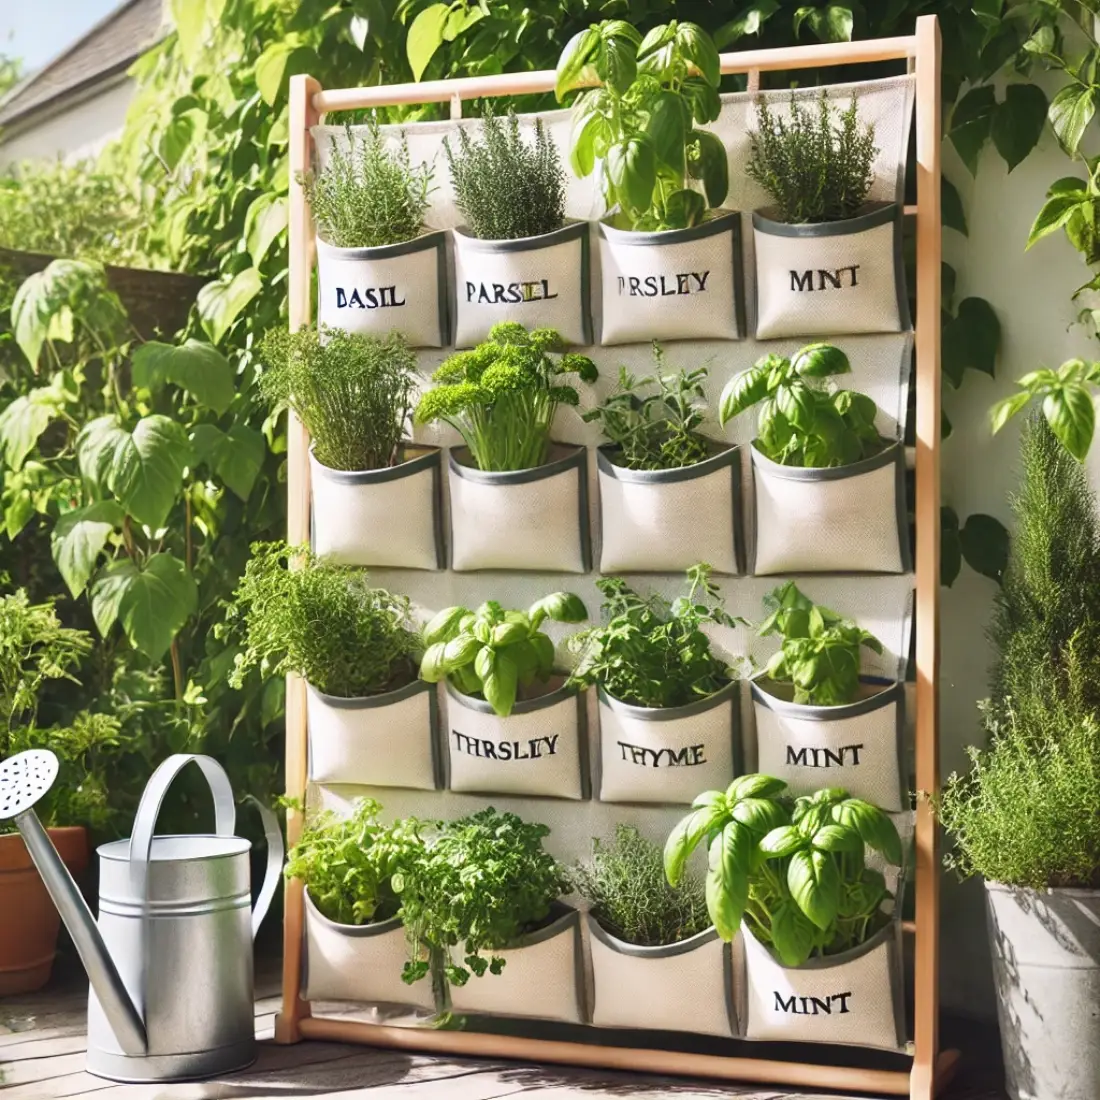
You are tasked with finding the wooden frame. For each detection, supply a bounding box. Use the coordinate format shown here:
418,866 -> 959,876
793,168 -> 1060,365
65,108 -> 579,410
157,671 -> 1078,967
275,17 -> 952,1099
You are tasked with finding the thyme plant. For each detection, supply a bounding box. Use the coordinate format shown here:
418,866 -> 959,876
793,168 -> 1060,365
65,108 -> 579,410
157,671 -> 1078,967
445,109 -> 566,240
223,542 -> 420,699
258,326 -> 417,472
573,824 -> 709,947
585,348 -> 712,471
747,92 -> 877,224
414,323 -> 598,471
300,119 -> 433,248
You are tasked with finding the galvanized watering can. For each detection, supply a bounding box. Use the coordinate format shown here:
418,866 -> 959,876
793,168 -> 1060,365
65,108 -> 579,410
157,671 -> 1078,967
0,750 -> 283,1083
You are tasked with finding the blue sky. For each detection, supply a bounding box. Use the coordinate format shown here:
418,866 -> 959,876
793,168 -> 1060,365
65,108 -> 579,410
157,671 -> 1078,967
1,0 -> 120,75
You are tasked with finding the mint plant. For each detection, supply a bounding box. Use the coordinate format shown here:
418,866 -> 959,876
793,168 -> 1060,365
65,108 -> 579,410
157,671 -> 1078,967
419,592 -> 587,717
757,582 -> 884,706
718,343 -> 885,468
555,20 -> 728,231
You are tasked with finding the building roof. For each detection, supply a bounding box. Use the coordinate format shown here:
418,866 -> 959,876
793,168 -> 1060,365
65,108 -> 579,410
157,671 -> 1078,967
0,0 -> 164,131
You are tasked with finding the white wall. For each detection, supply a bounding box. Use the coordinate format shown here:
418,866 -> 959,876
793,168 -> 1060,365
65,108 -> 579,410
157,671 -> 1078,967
0,78 -> 133,169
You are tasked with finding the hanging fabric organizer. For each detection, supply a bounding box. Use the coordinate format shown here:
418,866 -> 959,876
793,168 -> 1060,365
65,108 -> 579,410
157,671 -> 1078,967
280,18 -> 952,1100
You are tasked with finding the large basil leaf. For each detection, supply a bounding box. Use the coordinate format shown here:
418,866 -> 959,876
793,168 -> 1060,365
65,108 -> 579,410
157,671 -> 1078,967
664,802 -> 727,886
706,822 -> 751,941
787,848 -> 841,931
50,500 -> 125,598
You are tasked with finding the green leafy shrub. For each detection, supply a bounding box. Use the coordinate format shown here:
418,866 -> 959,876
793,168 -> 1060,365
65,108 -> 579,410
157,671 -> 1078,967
284,797 -> 424,925
223,542 -> 420,698
666,777 -> 902,965
414,323 -> 598,471
301,119 -> 433,249
446,109 -> 566,240
573,824 -> 708,946
585,348 -> 712,470
257,326 -> 417,472
397,807 -> 569,987
567,564 -> 740,708
747,92 -> 877,224
419,592 -> 587,717
718,343 -> 885,467
757,582 -> 883,706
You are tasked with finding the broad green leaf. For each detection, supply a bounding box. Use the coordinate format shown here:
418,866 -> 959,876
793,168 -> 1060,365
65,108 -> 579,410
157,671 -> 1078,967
90,560 -> 138,637
992,83 -> 1048,172
730,796 -> 788,836
960,513 -> 1010,584
943,297 -> 1000,386
663,188 -> 706,228
117,553 -> 198,661
407,4 -> 448,81
172,0 -> 209,63
787,848 -> 840,931
776,382 -> 816,433
419,642 -> 448,682
718,366 -> 768,425
687,129 -> 728,208
949,85 -> 997,176
714,1 -> 780,49
680,76 -> 721,125
50,501 -> 124,598
665,803 -> 727,886
706,823 -> 751,941
940,505 -> 962,588
109,415 -> 192,529
793,342 -> 850,378
646,91 -> 689,172
812,823 -> 863,853
132,339 -> 235,414
482,651 -> 518,716
10,259 -> 107,367
528,591 -> 588,625
1026,190 -> 1089,250
1049,84 -> 1097,157
727,774 -> 787,802
423,606 -> 468,646
769,904 -> 818,966
759,824 -> 804,858
442,4 -> 484,41
556,26 -> 600,100
569,109 -> 605,178
1044,384 -> 1095,461
158,112 -> 195,172
190,421 -> 264,500
0,391 -> 59,471
606,136 -> 656,214
255,37 -> 299,105
443,632 -> 482,667
197,267 -> 262,346
602,24 -> 639,95
245,194 -> 288,266
942,177 -> 967,236
77,415 -> 128,490
989,390 -> 1032,434
831,799 -> 903,866
675,22 -> 720,87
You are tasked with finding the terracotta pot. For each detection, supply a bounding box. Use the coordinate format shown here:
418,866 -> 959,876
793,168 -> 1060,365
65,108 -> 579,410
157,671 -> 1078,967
0,826 -> 88,995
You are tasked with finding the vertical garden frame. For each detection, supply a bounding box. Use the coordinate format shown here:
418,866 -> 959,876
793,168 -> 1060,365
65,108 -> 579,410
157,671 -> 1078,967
276,16 -> 950,1099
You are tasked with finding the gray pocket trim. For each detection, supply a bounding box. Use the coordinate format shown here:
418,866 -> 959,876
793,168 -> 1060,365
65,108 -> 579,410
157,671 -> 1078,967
750,678 -> 903,721
597,677 -> 740,721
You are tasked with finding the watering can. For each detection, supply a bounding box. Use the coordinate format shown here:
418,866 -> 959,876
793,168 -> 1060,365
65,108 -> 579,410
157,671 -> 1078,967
0,749 -> 283,1083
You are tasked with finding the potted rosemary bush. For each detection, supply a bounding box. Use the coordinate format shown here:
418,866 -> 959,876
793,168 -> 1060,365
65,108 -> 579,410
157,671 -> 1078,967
567,564 -> 743,805
746,91 -> 906,339
419,592 -> 590,799
586,347 -> 741,574
936,417 -> 1100,1100
751,582 -> 904,811
258,325 -> 442,570
303,118 -> 445,347
446,108 -> 589,347
555,20 -> 743,345
718,342 -> 908,574
224,542 -> 437,790
668,777 -> 905,1049
415,323 -> 598,573
575,825 -> 732,1035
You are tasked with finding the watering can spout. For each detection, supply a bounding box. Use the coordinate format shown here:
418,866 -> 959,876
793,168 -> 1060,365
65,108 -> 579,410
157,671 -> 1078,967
0,752 -> 147,1056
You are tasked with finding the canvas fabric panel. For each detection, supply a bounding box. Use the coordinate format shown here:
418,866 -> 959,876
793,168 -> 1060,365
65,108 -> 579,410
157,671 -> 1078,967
307,683 -> 438,790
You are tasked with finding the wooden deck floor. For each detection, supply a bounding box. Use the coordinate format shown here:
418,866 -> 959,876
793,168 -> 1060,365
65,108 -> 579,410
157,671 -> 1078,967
0,960 -> 1008,1100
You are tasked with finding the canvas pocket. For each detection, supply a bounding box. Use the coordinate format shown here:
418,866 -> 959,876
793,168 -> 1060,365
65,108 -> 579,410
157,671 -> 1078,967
596,445 -> 741,575
753,204 -> 907,340
310,446 -> 443,570
448,444 -> 590,573
598,212 -> 744,345
597,681 -> 739,805
750,442 -> 909,575
452,221 -> 591,348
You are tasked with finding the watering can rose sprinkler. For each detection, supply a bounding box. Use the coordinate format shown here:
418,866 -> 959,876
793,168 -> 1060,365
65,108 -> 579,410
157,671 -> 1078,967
0,749 -> 284,1083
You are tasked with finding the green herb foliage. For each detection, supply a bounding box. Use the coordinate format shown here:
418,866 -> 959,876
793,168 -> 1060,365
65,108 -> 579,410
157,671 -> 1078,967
285,798 -> 424,925
573,824 -> 709,947
556,20 -> 728,231
223,542 -> 420,699
301,119 -> 433,249
567,564 -> 740,708
414,323 -> 598,471
718,343 -> 884,468
396,807 -> 570,987
258,326 -> 416,472
420,592 -> 587,717
446,109 -> 566,240
666,777 -> 901,965
758,582 -> 883,706
584,348 -> 712,471
747,92 -> 877,224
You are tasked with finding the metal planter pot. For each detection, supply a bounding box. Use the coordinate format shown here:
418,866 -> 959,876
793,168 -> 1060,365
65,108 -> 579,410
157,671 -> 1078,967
985,882 -> 1100,1100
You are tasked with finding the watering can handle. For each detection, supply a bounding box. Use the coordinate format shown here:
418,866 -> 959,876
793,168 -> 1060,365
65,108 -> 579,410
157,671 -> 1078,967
242,794 -> 284,940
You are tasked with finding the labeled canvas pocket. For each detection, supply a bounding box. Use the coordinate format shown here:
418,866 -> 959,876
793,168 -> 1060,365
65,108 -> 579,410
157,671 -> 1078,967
741,922 -> 904,1050
598,212 -> 744,345
596,445 -> 741,575
587,915 -> 734,1036
753,204 -> 907,340
310,446 -> 444,570
750,442 -> 909,575
752,680 -> 904,811
307,680 -> 440,790
452,222 -> 591,348
448,444 -> 590,573
597,681 -> 739,805
444,681 -> 588,800
302,889 -> 435,1010
447,904 -> 586,1023
316,233 -> 448,348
